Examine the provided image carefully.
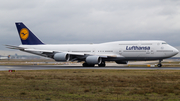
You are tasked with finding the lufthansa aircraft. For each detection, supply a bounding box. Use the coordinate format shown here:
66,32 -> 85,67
6,22 -> 179,67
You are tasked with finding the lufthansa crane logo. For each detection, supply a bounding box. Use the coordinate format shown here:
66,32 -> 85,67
20,28 -> 29,40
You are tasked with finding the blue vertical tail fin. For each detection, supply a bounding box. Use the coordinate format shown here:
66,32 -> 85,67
15,22 -> 44,45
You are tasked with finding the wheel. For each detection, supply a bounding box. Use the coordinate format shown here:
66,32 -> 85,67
89,64 -> 95,67
83,63 -> 88,67
82,63 -> 95,67
98,61 -> 106,67
157,64 -> 162,67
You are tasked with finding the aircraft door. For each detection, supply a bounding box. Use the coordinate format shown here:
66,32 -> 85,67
118,47 -> 123,56
151,50 -> 154,54
146,50 -> 150,54
119,50 -> 122,55
146,47 -> 154,55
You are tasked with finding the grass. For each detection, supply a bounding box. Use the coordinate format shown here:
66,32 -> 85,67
0,69 -> 180,100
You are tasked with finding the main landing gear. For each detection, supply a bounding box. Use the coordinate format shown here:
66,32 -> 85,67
98,61 -> 106,67
157,60 -> 162,67
82,61 -> 106,67
82,63 -> 95,67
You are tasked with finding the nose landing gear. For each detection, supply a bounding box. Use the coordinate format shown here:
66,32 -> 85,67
157,60 -> 162,67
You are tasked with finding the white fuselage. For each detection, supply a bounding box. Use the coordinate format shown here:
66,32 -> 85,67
19,40 -> 179,61
13,22 -> 179,67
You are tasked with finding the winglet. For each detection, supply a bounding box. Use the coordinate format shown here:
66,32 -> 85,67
15,22 -> 44,45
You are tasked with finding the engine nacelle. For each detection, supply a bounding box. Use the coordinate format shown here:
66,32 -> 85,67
86,56 -> 102,64
53,53 -> 70,62
115,61 -> 128,64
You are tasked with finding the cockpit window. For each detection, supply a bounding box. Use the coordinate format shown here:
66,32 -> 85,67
162,42 -> 167,44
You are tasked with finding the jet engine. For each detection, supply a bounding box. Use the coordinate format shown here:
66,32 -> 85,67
115,61 -> 128,64
86,56 -> 102,64
53,53 -> 70,62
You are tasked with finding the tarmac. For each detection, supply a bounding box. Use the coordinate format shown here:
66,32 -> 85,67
1,65 -> 180,71
0,60 -> 179,71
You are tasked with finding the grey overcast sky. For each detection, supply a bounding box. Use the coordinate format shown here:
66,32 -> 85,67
0,0 -> 180,56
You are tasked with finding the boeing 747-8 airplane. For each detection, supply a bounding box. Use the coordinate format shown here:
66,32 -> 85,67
6,22 -> 179,67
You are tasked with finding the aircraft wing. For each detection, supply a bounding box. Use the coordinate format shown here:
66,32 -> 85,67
5,45 -> 85,57
6,45 -> 122,59
24,49 -> 122,58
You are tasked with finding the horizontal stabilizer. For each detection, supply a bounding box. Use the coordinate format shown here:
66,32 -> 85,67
5,45 -> 25,50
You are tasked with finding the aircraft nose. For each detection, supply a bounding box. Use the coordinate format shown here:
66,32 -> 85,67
173,48 -> 179,55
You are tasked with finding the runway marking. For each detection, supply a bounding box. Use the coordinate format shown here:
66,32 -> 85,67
7,67 -> 14,68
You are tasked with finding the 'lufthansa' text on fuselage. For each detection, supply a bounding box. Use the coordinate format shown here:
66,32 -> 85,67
126,46 -> 150,50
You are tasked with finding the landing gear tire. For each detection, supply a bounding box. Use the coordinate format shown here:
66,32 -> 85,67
82,63 -> 95,67
157,64 -> 162,67
98,61 -> 106,67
